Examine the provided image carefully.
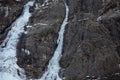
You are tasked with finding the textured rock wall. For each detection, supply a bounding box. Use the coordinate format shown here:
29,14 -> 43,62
0,0 -> 120,79
60,0 -> 120,80
10,0 -> 120,79
17,0 -> 66,79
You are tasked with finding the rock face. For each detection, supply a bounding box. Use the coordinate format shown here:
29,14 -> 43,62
60,0 -> 120,80
0,0 -> 120,80
17,0 -> 66,79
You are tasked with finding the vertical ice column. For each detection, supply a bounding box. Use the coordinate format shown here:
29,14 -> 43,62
0,1 -> 35,80
39,2 -> 69,80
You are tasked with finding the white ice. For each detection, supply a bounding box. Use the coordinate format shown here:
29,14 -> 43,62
97,16 -> 102,22
24,31 -> 28,34
42,0 -> 50,7
39,2 -> 69,80
0,0 -> 34,80
26,25 -> 32,28
16,0 -> 21,2
34,23 -> 48,26
22,48 -> 30,55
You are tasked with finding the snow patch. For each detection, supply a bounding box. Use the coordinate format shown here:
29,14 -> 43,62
42,0 -> 51,7
97,16 -> 102,22
34,23 -> 48,26
86,76 -> 90,78
26,25 -> 32,28
115,73 -> 120,75
16,0 -> 21,2
24,31 -> 28,34
35,3 -> 40,10
22,48 -> 30,55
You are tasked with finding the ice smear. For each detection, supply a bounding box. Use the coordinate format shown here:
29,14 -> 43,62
0,0 -> 35,80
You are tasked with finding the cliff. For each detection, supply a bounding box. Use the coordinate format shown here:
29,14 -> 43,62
0,0 -> 120,80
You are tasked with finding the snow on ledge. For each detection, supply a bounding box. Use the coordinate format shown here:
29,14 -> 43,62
22,48 -> 30,55
97,16 -> 102,22
26,25 -> 32,28
34,23 -> 48,26
24,31 -> 28,34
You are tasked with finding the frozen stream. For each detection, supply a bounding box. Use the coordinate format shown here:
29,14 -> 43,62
0,1 -> 34,80
39,2 -> 69,80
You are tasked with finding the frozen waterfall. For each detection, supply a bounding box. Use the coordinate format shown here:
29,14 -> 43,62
39,2 -> 69,80
0,1 -> 34,80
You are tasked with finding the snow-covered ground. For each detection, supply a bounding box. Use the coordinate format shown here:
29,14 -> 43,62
39,2 -> 69,80
0,1 -> 34,80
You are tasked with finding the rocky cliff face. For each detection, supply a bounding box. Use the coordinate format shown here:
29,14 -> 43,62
0,0 -> 120,80
0,0 -> 29,44
60,0 -> 120,79
17,0 -> 65,79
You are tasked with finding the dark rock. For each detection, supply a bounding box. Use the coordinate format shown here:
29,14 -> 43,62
17,0 -> 66,79
0,0 -> 120,79
60,0 -> 120,80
